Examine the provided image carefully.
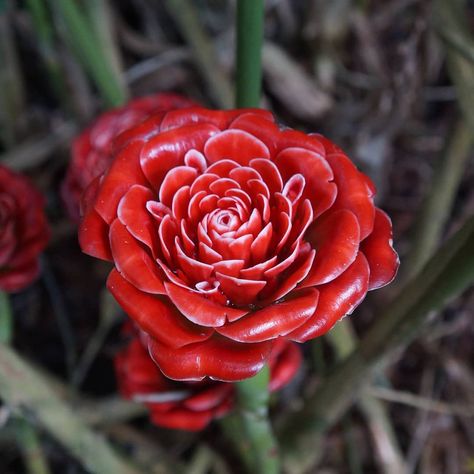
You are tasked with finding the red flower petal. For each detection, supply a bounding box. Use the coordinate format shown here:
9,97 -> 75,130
216,288 -> 319,342
289,253 -> 370,342
326,152 -> 375,240
204,129 -> 270,166
94,141 -> 149,224
302,209 -> 360,287
78,208 -> 112,261
273,147 -> 337,218
159,166 -> 198,207
361,208 -> 399,290
109,219 -> 165,294
148,335 -> 274,382
229,113 -> 280,155
117,185 -> 157,253
164,282 -> 249,327
107,269 -> 212,348
184,384 -> 233,411
268,342 -> 302,392
140,124 -> 219,189
150,407 -> 214,431
215,272 -> 266,305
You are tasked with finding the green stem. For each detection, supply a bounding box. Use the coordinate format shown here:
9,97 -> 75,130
48,0 -> 126,107
236,0 -> 264,108
402,120 -> 472,280
13,417 -> 51,474
280,216 -> 474,473
235,366 -> 280,474
1,293 -> 51,474
26,0 -> 70,110
0,342 -> 144,474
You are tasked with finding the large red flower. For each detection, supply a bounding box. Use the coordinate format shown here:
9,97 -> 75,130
0,165 -> 50,292
62,93 -> 196,220
115,324 -> 301,431
79,107 -> 399,381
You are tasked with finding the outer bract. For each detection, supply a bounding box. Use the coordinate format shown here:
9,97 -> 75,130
0,165 -> 50,292
62,93 -> 196,220
79,107 -> 399,382
115,324 -> 301,431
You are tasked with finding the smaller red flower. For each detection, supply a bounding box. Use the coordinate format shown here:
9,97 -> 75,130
115,325 -> 302,431
62,93 -> 197,220
0,165 -> 50,292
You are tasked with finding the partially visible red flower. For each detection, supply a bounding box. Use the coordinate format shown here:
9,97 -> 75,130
115,325 -> 302,431
62,93 -> 197,220
80,107 -> 399,382
0,165 -> 50,292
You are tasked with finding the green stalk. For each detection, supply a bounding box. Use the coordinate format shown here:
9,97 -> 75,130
0,341 -> 144,474
280,216 -> 474,473
26,0 -> 70,109
1,292 -> 51,474
235,366 -> 280,474
236,0 -> 264,107
48,0 -> 126,107
231,4 -> 277,472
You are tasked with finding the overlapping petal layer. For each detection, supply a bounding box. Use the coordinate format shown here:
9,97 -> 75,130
62,93 -> 197,221
115,324 -> 302,431
79,106 -> 399,381
0,165 -> 50,292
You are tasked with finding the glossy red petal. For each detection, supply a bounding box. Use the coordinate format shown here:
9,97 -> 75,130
216,288 -> 318,342
164,282 -> 248,327
117,185 -> 157,252
148,335 -> 274,382
229,112 -> 280,154
326,152 -> 375,240
263,249 -> 316,302
361,208 -> 399,290
107,269 -> 212,348
303,209 -> 360,287
140,124 -> 219,189
94,141 -> 148,224
289,253 -> 370,342
78,208 -> 113,261
268,343 -> 302,392
215,272 -> 266,305
273,147 -> 337,218
277,129 -> 326,156
109,219 -> 165,294
149,406 -> 214,431
184,384 -> 233,411
204,129 -> 270,166
159,166 -> 198,207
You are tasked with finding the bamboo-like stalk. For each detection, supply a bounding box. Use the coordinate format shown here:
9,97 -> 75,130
326,321 -> 407,474
230,2 -> 279,472
236,0 -> 264,108
26,0 -> 70,110
235,366 -> 280,474
48,0 -> 126,108
280,216 -> 474,473
402,120 -> 471,280
0,341 -> 145,474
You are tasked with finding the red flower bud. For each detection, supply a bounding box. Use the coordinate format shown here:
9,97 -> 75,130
62,93 -> 197,221
114,324 -> 302,431
79,107 -> 399,381
0,165 -> 50,292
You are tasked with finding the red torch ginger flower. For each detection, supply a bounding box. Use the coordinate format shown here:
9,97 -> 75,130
62,93 -> 197,220
115,324 -> 301,431
79,107 -> 399,381
0,165 -> 50,292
